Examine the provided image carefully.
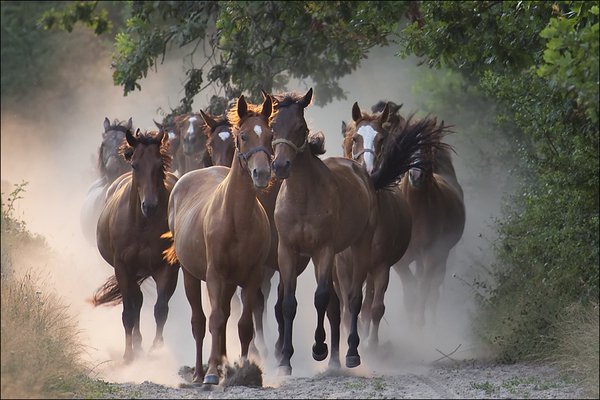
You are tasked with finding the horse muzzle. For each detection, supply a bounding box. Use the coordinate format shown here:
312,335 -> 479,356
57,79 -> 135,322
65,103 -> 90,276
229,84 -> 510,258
141,201 -> 159,217
272,158 -> 291,180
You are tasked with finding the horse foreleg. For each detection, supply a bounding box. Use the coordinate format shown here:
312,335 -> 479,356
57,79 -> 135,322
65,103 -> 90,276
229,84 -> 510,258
277,245 -> 300,376
326,277 -> 341,370
393,258 -> 418,325
334,250 -> 353,336
205,271 -> 235,385
151,263 -> 179,350
360,272 -> 375,339
274,278 -> 284,361
312,246 -> 335,362
424,249 -> 449,326
249,284 -> 266,360
115,266 -> 142,363
240,277 -> 261,359
182,269 -> 206,384
368,264 -> 390,349
345,242 -> 371,368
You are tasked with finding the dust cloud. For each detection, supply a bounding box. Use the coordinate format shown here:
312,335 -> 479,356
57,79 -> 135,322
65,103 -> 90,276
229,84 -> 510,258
1,29 -> 510,387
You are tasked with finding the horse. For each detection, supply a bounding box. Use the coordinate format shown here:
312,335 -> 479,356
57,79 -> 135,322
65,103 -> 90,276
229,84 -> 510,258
200,107 -> 280,359
269,88 -> 445,375
163,94 -> 274,385
91,128 -> 180,363
335,101 -> 413,348
154,114 -> 186,176
392,116 -> 465,328
80,117 -> 132,245
180,113 -> 213,173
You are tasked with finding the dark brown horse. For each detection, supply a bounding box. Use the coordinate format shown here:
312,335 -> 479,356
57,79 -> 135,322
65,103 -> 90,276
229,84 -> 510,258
269,89 -> 443,375
336,101 -> 412,348
92,128 -> 180,363
164,94 -> 274,385
80,117 -> 133,245
200,107 -> 280,359
392,116 -> 465,327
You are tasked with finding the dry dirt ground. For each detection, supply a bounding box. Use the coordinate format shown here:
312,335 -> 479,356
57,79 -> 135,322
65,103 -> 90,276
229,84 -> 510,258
97,360 -> 587,399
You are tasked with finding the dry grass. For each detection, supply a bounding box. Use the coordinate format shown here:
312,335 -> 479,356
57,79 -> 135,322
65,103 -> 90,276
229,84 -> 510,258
550,302 -> 599,398
0,271 -> 87,398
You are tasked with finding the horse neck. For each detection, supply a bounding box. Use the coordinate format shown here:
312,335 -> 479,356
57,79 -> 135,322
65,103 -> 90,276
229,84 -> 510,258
285,148 -> 326,192
220,151 -> 259,209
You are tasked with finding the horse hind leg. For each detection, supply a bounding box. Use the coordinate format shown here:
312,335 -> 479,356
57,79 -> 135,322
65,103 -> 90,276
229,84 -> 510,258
151,263 -> 180,350
249,284 -> 267,360
360,273 -> 375,339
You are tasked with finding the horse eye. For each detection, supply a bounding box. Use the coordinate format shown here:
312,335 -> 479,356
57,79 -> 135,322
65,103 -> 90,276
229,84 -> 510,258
240,133 -> 248,142
352,136 -> 357,142
131,163 -> 137,170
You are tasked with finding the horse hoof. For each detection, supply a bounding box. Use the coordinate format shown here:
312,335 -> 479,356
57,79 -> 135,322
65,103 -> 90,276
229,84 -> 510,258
203,374 -> 219,385
346,355 -> 361,368
312,343 -> 328,361
278,365 -> 292,376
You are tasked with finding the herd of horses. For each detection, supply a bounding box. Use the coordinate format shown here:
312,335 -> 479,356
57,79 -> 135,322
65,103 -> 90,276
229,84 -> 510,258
80,89 -> 465,385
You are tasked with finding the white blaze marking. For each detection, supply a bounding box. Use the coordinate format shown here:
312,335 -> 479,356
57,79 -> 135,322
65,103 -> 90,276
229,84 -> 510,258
357,125 -> 377,173
218,131 -> 231,141
168,131 -> 176,140
254,125 -> 262,137
187,116 -> 197,134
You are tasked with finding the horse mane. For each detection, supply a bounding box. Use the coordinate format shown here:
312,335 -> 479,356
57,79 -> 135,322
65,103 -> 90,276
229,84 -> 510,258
118,130 -> 172,174
270,91 -> 307,111
371,113 -> 453,190
308,131 -> 326,155
227,100 -> 266,128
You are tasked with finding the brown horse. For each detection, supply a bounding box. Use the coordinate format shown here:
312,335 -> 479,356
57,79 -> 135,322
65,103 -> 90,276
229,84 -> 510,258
269,89 -> 443,375
180,113 -> 213,173
164,94 -> 273,385
392,116 -> 465,328
92,128 -> 180,363
336,101 -> 413,348
154,115 -> 186,176
200,107 -> 280,359
80,117 -> 133,245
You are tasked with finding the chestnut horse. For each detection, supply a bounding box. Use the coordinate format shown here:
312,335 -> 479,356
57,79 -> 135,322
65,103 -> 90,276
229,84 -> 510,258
200,107 -> 280,359
336,101 -> 413,348
92,128 -> 180,363
392,117 -> 465,327
80,117 -> 132,245
269,89 -> 445,375
164,94 -> 273,385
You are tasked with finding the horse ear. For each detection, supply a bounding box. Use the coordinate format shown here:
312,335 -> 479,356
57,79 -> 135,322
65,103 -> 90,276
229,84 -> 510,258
157,129 -> 166,144
261,93 -> 272,120
200,110 -> 217,130
153,119 -> 164,131
126,117 -> 133,130
352,102 -> 361,122
237,95 -> 248,120
380,103 -> 390,125
300,88 -> 313,108
261,89 -> 270,100
126,128 -> 137,147
341,121 -> 347,137
103,117 -> 110,132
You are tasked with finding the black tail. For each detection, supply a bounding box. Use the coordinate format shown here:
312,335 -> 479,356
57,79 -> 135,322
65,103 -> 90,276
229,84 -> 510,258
370,114 -> 453,191
90,273 -> 150,307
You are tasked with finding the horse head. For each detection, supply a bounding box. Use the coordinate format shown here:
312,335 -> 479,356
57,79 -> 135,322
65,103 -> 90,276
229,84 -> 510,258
270,88 -> 313,179
181,113 -> 210,170
123,128 -> 171,217
100,117 -> 132,182
200,110 -> 235,167
228,93 -> 274,188
342,102 -> 391,174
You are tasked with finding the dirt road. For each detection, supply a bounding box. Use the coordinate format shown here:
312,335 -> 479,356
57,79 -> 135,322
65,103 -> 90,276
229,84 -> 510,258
96,360 -> 586,399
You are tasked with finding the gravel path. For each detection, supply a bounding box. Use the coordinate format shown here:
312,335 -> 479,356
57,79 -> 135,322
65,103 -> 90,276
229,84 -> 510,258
96,360 -> 587,399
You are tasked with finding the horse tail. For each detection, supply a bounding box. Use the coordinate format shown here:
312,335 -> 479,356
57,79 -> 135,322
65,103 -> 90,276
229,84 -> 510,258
370,114 -> 453,191
161,230 -> 179,266
89,274 -> 149,307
